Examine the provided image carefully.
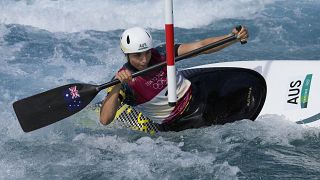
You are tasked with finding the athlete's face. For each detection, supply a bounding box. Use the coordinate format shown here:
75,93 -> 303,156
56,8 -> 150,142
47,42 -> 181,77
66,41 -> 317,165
128,50 -> 151,71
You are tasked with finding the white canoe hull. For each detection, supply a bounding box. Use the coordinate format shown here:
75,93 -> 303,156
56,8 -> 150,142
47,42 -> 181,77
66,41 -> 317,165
194,60 -> 320,127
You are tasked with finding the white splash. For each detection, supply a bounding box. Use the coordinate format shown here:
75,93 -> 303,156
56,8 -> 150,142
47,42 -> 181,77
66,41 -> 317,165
0,0 -> 275,32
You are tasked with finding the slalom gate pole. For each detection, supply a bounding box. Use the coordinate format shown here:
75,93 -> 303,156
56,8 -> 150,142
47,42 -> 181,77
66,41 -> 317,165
164,0 -> 177,106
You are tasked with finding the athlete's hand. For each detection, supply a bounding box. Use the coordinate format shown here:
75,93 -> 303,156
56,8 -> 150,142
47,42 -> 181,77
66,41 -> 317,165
116,69 -> 132,83
232,25 -> 249,43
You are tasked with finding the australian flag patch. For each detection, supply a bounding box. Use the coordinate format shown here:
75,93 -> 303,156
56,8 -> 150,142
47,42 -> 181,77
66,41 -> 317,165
63,85 -> 83,111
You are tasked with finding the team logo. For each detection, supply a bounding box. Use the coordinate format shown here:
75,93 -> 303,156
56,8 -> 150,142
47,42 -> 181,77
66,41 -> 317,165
138,43 -> 148,50
287,74 -> 312,108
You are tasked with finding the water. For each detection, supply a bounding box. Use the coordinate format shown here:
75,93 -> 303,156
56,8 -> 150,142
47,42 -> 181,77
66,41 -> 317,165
1,0 -> 320,179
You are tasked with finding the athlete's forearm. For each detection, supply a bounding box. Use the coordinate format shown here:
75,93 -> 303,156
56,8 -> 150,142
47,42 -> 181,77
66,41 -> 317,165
177,34 -> 237,57
198,34 -> 238,54
202,26 -> 249,54
100,84 -> 121,125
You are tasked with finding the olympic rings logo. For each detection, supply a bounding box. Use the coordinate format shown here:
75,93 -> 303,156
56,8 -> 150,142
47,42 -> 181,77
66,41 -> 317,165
152,79 -> 167,89
145,70 -> 167,90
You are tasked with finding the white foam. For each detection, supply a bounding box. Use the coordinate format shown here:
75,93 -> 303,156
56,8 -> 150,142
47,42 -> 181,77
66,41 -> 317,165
212,161 -> 241,179
0,0 -> 275,32
71,134 -> 217,178
47,42 -> 122,84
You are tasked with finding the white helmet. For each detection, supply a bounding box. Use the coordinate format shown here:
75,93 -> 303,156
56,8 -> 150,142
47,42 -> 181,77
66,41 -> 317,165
120,27 -> 153,54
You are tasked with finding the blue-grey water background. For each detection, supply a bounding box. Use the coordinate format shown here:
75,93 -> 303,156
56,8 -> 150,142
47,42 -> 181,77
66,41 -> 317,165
1,0 -> 320,179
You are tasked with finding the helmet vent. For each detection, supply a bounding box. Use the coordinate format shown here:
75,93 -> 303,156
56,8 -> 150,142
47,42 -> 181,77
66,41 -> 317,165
126,35 -> 130,44
146,31 -> 151,38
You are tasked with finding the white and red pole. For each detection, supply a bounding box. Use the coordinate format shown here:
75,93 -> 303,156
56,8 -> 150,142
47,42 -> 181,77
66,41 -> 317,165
164,0 -> 177,106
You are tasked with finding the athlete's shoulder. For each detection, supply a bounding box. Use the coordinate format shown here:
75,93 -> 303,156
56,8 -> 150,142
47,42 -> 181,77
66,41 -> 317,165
154,43 -> 181,57
154,43 -> 166,56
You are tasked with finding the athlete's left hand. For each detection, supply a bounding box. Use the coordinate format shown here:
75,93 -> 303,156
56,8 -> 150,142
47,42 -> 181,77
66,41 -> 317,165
232,25 -> 249,43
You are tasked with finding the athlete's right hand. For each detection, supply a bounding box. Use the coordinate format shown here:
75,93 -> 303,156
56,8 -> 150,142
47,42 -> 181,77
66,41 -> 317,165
115,69 -> 132,83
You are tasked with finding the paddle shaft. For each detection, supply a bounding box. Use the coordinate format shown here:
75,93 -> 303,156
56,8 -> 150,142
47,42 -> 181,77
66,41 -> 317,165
97,34 -> 238,91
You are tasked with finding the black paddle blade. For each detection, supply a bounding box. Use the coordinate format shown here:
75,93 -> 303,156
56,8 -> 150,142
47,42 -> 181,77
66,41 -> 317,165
13,83 -> 99,132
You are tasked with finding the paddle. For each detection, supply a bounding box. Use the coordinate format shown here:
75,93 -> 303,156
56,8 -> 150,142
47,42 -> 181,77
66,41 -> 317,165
13,33 -> 239,132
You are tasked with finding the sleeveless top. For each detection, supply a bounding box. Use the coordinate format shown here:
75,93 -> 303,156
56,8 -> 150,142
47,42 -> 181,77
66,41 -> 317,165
111,44 -> 191,124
